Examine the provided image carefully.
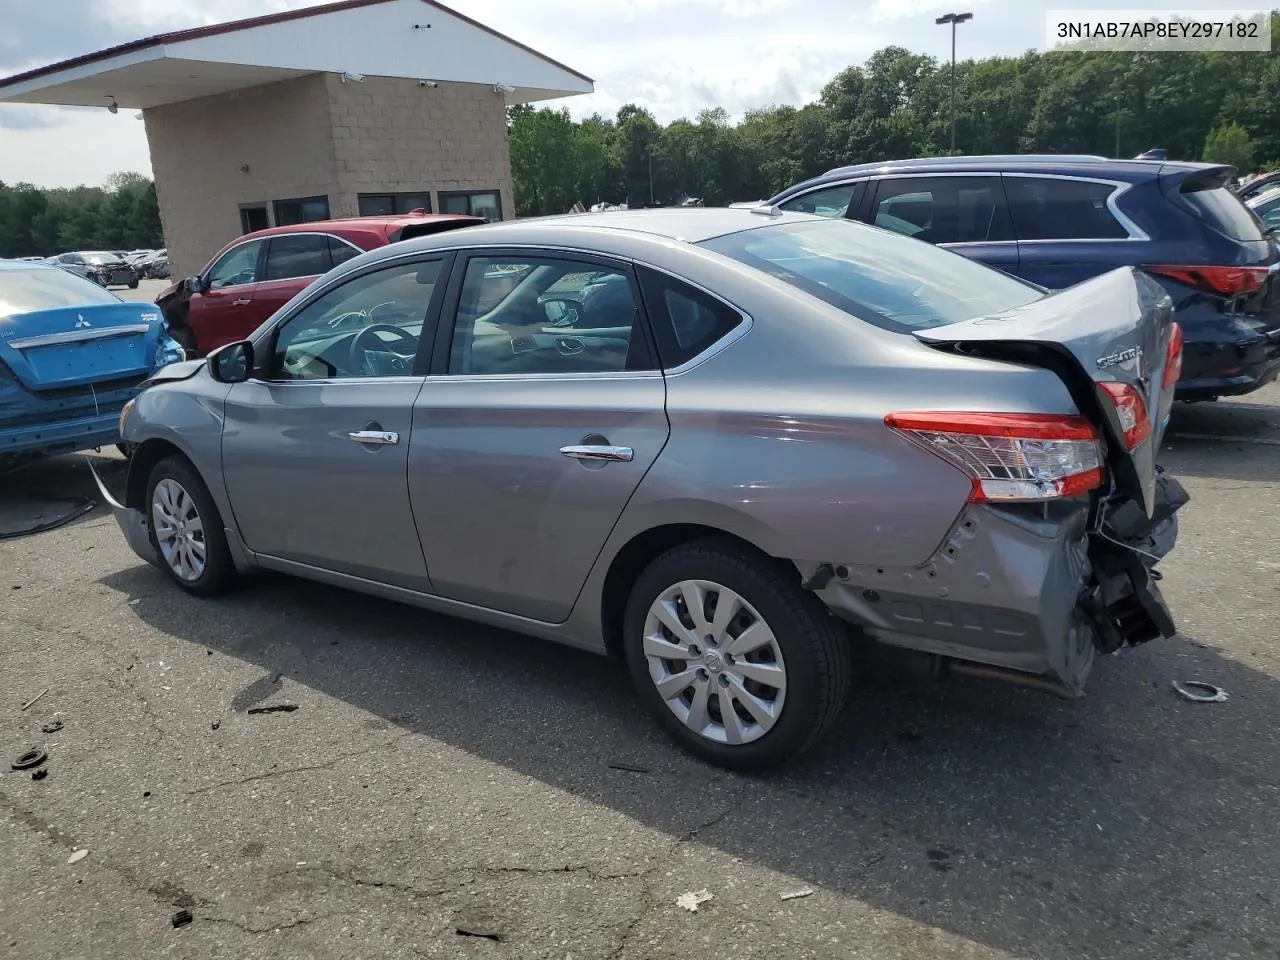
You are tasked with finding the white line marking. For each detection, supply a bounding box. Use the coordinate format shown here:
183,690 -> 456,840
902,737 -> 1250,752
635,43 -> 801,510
1165,432 -> 1280,446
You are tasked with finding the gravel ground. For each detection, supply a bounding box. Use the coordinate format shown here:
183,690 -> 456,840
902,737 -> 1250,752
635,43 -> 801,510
0,369 -> 1276,959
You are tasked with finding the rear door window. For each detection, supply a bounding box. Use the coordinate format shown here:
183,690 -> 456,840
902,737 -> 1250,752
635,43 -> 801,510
868,176 -> 1013,244
264,234 -> 332,282
636,268 -> 744,368
1004,177 -> 1130,240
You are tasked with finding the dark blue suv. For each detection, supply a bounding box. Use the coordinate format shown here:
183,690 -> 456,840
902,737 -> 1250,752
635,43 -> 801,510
765,156 -> 1280,401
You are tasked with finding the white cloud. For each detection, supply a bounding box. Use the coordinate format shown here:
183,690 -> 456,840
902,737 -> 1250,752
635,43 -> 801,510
0,0 -> 1253,187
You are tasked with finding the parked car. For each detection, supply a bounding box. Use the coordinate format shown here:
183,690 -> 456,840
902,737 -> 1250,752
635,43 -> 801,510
141,250 -> 169,280
1245,184 -> 1280,230
1234,169 -> 1280,203
0,261 -> 185,458
93,209 -> 1185,769
155,213 -> 483,356
44,256 -> 103,285
764,155 -> 1280,401
52,251 -> 140,289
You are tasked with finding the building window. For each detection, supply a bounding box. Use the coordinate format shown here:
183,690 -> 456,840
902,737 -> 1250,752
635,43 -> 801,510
439,190 -> 503,222
240,204 -> 269,234
273,196 -> 331,227
357,192 -> 432,216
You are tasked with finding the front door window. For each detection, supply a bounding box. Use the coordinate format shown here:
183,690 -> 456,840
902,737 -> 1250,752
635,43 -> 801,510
206,240 -> 264,289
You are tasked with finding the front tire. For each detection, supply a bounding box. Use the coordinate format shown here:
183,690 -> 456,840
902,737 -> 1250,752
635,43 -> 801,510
623,538 -> 852,770
145,455 -> 237,596
129,278 -> 139,289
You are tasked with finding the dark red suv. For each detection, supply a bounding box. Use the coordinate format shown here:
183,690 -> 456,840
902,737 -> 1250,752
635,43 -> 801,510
156,213 -> 482,356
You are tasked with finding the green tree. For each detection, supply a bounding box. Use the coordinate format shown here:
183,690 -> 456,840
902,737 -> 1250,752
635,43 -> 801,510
1203,120 -> 1257,171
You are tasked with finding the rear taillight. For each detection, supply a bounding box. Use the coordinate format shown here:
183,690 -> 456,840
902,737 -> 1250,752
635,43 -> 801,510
1145,264 -> 1268,297
885,411 -> 1104,503
1163,322 -> 1184,390
1098,383 -> 1151,451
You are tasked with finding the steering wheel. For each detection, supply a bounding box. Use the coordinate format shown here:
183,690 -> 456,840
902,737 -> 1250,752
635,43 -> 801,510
349,324 -> 419,376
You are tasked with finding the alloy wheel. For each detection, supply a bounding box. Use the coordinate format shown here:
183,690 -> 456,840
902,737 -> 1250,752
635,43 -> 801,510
642,579 -> 787,745
151,477 -> 206,582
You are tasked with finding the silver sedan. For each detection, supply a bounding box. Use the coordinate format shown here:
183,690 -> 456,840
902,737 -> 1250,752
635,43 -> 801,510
94,209 -> 1186,769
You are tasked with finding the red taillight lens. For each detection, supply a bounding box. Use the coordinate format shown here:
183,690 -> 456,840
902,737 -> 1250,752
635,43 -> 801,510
1098,383 -> 1152,451
1163,322 -> 1184,390
1146,264 -> 1268,297
885,411 -> 1104,503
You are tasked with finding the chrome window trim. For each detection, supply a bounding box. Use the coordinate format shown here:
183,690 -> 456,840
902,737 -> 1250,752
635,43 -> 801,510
997,172 -> 1149,241
255,242 -> 756,382
813,170 -> 1149,242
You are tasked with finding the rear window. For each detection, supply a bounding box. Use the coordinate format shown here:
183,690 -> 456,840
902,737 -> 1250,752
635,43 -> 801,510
699,219 -> 1042,332
0,266 -> 119,319
1004,177 -> 1130,240
1181,184 -> 1266,242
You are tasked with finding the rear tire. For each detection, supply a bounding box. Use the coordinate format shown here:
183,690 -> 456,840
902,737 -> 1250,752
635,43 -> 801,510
623,538 -> 852,770
145,455 -> 237,597
128,278 -> 139,289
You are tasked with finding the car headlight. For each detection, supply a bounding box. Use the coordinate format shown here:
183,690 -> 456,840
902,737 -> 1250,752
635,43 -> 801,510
119,398 -> 135,435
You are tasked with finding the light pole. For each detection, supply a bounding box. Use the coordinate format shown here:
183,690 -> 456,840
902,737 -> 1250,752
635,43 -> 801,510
935,11 -> 973,155
648,146 -> 655,206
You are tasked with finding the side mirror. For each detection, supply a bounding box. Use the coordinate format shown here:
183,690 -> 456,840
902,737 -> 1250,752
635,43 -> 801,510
207,341 -> 254,384
542,296 -> 583,328
183,276 -> 205,295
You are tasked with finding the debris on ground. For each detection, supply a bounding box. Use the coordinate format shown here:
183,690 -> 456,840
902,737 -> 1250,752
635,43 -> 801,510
67,849 -> 88,864
12,748 -> 48,770
210,721 -> 220,730
1171,680 -> 1229,703
21,688 -> 49,711
246,703 -> 298,715
31,768 -> 48,781
171,909 -> 193,928
676,889 -> 714,912
455,925 -> 503,941
608,762 -> 651,774
41,720 -> 63,734
779,887 -> 815,901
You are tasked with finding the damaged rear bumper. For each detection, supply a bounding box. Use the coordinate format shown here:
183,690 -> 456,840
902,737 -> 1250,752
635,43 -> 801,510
806,471 -> 1188,695
84,457 -> 161,569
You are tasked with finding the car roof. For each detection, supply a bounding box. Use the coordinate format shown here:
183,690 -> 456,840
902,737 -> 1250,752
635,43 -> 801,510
237,213 -> 482,243
395,207 -> 826,249
770,155 -> 1228,201
1247,184 -> 1280,205
0,259 -> 57,271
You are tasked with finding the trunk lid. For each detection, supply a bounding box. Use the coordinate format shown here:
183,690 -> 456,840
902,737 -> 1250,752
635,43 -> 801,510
914,267 -> 1176,516
0,301 -> 164,391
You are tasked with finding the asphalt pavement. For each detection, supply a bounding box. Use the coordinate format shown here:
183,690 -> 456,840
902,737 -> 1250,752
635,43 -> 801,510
1,332 -> 1277,958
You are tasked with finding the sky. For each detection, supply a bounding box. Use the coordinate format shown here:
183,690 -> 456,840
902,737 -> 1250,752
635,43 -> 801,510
0,0 -> 1259,188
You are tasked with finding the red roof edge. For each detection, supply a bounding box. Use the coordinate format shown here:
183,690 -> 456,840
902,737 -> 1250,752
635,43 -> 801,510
0,0 -> 593,92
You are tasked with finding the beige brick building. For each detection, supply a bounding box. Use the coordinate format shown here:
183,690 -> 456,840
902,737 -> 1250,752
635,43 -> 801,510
0,0 -> 592,277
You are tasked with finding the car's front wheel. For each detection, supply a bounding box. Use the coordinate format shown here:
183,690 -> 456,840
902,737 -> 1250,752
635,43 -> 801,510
145,455 -> 237,596
623,539 -> 853,770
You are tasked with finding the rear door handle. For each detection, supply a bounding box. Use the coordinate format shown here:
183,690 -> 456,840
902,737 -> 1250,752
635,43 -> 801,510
348,430 -> 399,445
560,444 -> 633,462
232,298 -> 252,306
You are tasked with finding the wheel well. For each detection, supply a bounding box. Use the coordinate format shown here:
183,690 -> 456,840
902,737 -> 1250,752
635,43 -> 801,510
599,523 -> 777,658
125,439 -> 184,509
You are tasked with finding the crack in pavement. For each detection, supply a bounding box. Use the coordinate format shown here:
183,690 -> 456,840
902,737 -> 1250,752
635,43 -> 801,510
200,913 -> 340,936
185,734 -> 413,796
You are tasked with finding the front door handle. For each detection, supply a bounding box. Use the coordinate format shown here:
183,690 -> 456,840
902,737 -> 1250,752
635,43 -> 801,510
232,298 -> 252,306
348,430 -> 399,445
560,444 -> 633,462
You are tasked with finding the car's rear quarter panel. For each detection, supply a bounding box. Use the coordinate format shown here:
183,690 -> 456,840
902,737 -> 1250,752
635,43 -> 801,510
597,249 -> 1084,571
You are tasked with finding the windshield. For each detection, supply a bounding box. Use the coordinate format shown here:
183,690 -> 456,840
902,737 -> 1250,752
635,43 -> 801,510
0,266 -> 120,318
81,252 -> 119,264
700,219 -> 1043,332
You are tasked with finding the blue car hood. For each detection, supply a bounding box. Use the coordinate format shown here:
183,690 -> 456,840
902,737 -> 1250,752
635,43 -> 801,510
0,301 -> 180,390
